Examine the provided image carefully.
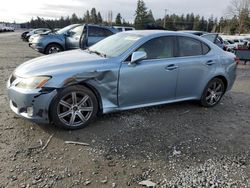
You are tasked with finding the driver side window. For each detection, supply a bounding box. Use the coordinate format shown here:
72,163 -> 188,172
136,36 -> 175,60
68,25 -> 84,37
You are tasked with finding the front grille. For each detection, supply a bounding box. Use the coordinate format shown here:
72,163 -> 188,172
10,74 -> 17,84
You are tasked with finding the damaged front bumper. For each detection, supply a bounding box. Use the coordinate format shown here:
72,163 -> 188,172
29,42 -> 45,53
7,85 -> 57,124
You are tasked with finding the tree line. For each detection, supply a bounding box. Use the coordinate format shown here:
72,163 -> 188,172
20,7 -> 131,29
20,0 -> 250,34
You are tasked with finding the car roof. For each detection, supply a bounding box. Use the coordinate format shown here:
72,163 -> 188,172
113,26 -> 134,28
122,30 -> 220,49
178,30 -> 208,36
124,30 -> 175,36
122,30 -> 205,39
82,24 -> 118,33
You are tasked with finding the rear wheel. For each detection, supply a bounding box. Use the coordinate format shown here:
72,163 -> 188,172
45,44 -> 63,54
50,86 -> 98,129
200,78 -> 225,107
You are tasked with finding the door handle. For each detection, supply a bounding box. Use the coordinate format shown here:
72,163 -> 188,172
165,64 -> 179,71
205,60 -> 215,66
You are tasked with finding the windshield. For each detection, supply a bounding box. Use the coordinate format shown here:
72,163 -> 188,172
57,24 -> 80,35
88,33 -> 142,58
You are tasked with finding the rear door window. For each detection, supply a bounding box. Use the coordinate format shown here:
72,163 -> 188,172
202,43 -> 210,55
178,37 -> 203,57
89,26 -> 113,37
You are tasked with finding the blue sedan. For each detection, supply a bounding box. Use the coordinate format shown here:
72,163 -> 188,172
7,31 -> 237,129
29,24 -> 117,54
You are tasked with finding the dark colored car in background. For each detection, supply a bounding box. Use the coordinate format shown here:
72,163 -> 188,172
29,24 -> 118,54
21,31 -> 30,40
21,28 -> 51,41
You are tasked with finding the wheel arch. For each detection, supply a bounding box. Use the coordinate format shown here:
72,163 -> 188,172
213,75 -> 228,92
77,82 -> 103,114
48,82 -> 103,124
200,75 -> 228,100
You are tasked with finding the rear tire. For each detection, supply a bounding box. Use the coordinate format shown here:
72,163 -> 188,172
200,78 -> 225,107
50,85 -> 98,130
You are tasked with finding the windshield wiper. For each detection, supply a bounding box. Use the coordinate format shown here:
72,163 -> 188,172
87,49 -> 106,58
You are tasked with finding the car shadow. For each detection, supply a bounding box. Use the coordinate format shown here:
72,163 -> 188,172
35,97 -> 250,163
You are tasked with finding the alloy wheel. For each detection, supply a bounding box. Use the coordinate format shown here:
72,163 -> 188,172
205,81 -> 223,106
57,92 -> 94,127
48,46 -> 61,54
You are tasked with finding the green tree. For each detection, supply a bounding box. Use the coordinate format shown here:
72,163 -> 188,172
193,15 -> 200,30
70,13 -> 79,24
146,9 -> 155,24
115,13 -> 122,25
200,16 -> 206,31
97,12 -> 103,24
228,15 -> 239,34
90,8 -> 98,24
134,0 -> 148,29
227,0 -> 250,33
84,10 -> 90,23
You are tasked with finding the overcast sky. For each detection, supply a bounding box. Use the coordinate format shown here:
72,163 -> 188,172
1,0 -> 231,23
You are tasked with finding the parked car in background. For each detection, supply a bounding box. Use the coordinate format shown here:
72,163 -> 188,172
7,30 -> 237,129
29,24 -> 117,54
113,26 -> 135,32
233,38 -> 245,46
21,30 -> 31,40
202,33 -> 227,50
28,30 -> 52,43
23,28 -> 51,41
0,26 -> 15,32
223,39 -> 238,51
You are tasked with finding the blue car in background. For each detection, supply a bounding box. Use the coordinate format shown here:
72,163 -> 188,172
8,31 -> 237,129
29,24 -> 118,54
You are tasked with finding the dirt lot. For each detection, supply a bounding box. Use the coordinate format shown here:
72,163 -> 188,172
0,31 -> 250,188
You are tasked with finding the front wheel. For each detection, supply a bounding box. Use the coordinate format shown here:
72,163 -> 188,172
200,78 -> 225,107
45,44 -> 63,54
50,86 -> 98,129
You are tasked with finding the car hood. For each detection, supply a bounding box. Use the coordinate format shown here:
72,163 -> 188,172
14,50 -> 106,77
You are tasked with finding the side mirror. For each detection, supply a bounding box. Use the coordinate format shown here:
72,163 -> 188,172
66,31 -> 74,36
64,31 -> 70,36
130,51 -> 147,64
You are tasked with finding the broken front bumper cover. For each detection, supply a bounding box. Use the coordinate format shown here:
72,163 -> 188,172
8,86 -> 57,124
29,42 -> 45,53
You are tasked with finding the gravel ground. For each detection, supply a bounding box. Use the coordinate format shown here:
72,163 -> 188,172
0,31 -> 250,188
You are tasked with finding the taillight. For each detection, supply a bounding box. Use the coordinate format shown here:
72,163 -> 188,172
234,57 -> 240,64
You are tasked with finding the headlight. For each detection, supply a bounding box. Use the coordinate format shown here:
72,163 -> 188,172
16,76 -> 51,89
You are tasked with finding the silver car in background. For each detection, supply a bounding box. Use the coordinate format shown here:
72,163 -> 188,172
23,28 -> 51,41
7,31 -> 237,129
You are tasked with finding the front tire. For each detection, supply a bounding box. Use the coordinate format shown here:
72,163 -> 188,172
45,44 -> 63,54
50,86 -> 98,130
200,78 -> 225,107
